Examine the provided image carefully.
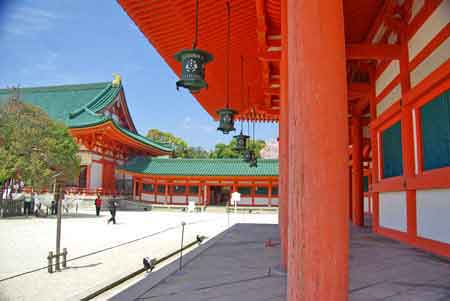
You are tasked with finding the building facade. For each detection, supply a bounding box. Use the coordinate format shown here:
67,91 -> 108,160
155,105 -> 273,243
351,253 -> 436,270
118,157 -> 279,207
0,77 -> 173,196
118,0 -> 450,299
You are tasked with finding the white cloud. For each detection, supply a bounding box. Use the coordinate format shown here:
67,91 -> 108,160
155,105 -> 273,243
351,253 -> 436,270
3,6 -> 60,36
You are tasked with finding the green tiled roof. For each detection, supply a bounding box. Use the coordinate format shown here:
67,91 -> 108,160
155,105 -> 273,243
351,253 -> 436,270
0,82 -> 172,153
119,157 -> 279,177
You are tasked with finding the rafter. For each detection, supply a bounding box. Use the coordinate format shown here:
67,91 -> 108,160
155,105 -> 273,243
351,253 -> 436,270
346,44 -> 401,60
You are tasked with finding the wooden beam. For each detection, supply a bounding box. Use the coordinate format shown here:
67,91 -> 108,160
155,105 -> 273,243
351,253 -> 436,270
346,44 -> 401,60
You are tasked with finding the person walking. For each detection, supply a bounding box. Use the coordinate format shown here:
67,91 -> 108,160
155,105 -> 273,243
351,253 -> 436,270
94,194 -> 102,216
23,194 -> 32,217
107,197 -> 117,224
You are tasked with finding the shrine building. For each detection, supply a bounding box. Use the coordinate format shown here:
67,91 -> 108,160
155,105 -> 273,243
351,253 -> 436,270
0,77 -> 279,205
0,77 -> 173,196
117,0 -> 450,299
118,156 -> 278,207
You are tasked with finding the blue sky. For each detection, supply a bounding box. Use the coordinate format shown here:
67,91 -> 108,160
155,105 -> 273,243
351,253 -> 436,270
0,0 -> 278,150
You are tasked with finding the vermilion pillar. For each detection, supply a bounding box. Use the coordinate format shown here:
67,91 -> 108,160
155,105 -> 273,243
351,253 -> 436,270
351,116 -> 364,226
278,0 -> 289,270
287,0 -> 349,299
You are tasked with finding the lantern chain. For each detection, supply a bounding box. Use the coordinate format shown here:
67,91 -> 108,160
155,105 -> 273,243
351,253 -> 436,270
226,0 -> 231,109
192,0 -> 199,49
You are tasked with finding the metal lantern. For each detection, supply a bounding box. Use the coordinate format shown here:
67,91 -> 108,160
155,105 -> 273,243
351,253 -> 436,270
174,49 -> 213,93
243,149 -> 254,163
217,108 -> 237,134
249,156 -> 258,168
174,0 -> 213,94
233,130 -> 249,152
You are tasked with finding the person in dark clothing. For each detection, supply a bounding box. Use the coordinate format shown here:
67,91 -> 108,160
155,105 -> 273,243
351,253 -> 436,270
94,194 -> 102,216
24,195 -> 32,217
107,198 -> 117,224
51,200 -> 57,215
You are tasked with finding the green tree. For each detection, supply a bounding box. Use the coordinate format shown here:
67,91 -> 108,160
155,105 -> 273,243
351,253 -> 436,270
209,139 -> 266,159
0,93 -> 80,193
147,129 -> 209,158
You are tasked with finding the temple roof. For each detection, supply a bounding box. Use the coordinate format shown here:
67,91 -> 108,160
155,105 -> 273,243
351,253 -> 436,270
0,82 -> 173,153
119,157 -> 278,177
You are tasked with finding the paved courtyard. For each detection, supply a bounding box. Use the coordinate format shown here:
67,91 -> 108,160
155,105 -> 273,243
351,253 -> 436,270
112,224 -> 450,301
0,209 -> 277,301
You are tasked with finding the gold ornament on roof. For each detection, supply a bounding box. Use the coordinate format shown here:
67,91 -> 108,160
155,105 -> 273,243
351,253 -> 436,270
112,73 -> 122,87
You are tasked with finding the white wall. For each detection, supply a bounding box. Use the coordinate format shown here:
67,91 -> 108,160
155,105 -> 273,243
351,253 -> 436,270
410,36 -> 450,87
90,162 -> 103,189
188,196 -> 200,204
141,193 -> 154,202
171,196 -> 186,204
254,197 -> 269,206
416,189 -> 450,244
379,192 -> 407,232
408,0 -> 450,60
239,197 -> 252,205
156,195 -> 166,203
364,196 -> 372,213
271,198 -> 279,206
376,84 -> 402,116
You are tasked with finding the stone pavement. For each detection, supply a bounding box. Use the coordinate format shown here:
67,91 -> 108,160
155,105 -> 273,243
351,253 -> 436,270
0,210 -> 277,301
112,223 -> 450,301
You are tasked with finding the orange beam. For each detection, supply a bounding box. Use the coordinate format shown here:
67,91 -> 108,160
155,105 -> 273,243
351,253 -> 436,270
346,44 -> 401,60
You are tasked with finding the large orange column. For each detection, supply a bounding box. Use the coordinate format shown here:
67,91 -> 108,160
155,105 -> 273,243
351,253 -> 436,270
287,0 -> 349,299
278,0 -> 288,270
351,116 -> 364,226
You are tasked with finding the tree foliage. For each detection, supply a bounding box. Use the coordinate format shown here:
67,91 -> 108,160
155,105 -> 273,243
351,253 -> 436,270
147,128 -> 209,158
209,139 -> 266,159
0,95 -> 80,189
147,128 -> 266,159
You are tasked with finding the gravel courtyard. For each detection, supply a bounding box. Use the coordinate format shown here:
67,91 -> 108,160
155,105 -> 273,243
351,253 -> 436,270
0,209 -> 277,301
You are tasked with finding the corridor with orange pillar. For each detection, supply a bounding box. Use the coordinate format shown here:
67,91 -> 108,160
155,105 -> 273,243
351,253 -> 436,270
116,0 -> 450,299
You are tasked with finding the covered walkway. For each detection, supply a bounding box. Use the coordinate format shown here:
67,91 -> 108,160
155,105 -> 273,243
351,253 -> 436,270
112,223 -> 450,301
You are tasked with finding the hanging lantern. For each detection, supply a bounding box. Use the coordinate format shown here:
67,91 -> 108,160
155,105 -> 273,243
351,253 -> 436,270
174,0 -> 213,94
233,130 -> 249,152
175,49 -> 213,93
243,149 -> 254,163
249,156 -> 258,168
217,108 -> 237,134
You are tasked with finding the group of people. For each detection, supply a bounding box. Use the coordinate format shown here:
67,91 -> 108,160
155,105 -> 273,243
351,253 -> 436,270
94,194 -> 118,224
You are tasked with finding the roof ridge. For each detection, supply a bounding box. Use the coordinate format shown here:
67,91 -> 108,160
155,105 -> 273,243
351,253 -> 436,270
0,82 -> 111,94
68,83 -> 115,119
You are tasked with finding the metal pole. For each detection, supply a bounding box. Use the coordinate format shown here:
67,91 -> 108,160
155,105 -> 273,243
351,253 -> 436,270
179,221 -> 186,271
62,248 -> 67,269
55,184 -> 63,271
48,252 -> 53,273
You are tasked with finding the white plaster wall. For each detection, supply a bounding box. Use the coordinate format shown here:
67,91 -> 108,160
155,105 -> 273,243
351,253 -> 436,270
254,198 -> 269,206
188,196 -> 200,204
376,61 -> 400,96
171,196 -> 187,204
90,162 -> 103,189
271,198 -> 279,206
410,0 -> 425,22
156,195 -> 167,203
372,23 -> 387,43
364,196 -> 369,213
239,197 -> 252,205
141,193 -> 155,202
376,84 -> 402,116
416,189 -> 450,244
379,191 -> 407,232
410,36 -> 450,87
408,0 -> 450,60
92,154 -> 102,161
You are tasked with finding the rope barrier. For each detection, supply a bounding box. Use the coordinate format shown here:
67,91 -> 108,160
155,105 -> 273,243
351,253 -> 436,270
0,218 -> 213,283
